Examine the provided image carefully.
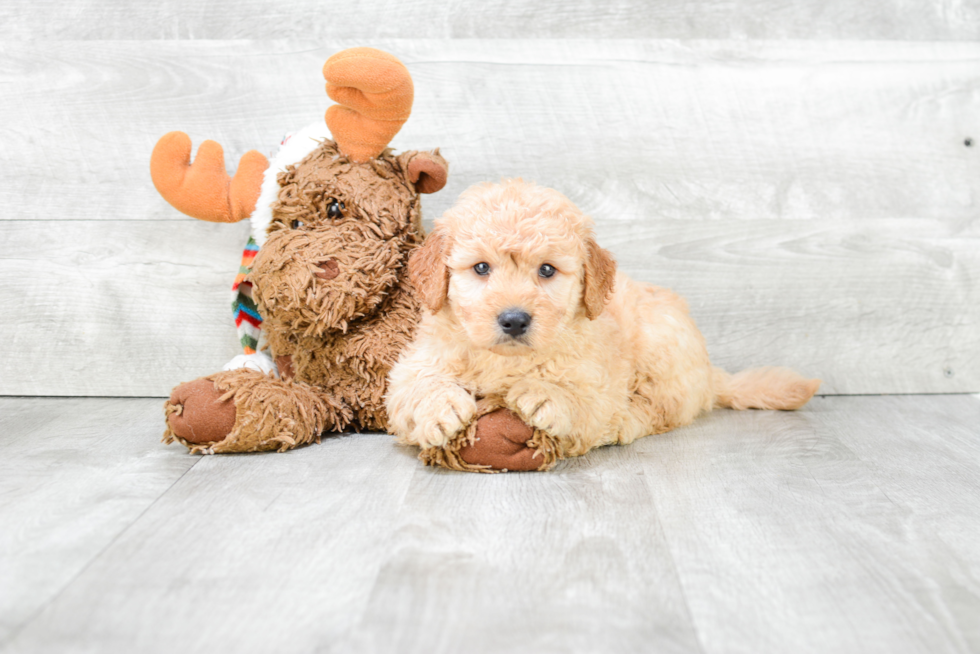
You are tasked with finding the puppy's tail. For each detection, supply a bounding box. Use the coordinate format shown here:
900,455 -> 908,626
712,367 -> 821,411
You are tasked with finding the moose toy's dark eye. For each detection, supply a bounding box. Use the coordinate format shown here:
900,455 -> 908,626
290,220 -> 304,229
326,199 -> 345,220
473,262 -> 491,276
538,264 -> 557,278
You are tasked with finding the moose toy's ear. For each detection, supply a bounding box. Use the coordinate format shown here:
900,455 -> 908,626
398,150 -> 449,194
582,239 -> 617,320
409,230 -> 451,312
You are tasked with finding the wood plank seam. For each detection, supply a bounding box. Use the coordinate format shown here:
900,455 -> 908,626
0,457 -> 204,649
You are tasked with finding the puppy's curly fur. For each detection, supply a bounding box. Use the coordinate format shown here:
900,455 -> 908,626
386,179 -> 821,461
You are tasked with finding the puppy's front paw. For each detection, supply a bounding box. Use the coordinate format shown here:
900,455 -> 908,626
506,383 -> 574,437
412,385 -> 477,449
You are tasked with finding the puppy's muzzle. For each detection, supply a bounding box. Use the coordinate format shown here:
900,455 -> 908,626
498,309 -> 531,338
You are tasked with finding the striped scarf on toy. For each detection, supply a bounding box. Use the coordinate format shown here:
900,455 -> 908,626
232,237 -> 262,354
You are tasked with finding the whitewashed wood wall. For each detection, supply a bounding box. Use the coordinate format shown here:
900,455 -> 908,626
1,3 -> 978,397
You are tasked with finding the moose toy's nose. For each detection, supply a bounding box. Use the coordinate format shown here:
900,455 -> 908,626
497,310 -> 532,337
315,259 -> 340,280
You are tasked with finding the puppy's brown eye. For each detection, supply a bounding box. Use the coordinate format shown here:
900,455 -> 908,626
291,220 -> 304,229
538,264 -> 556,278
326,199 -> 345,220
474,262 -> 491,276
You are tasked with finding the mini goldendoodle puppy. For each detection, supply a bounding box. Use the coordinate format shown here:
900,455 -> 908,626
386,179 -> 820,471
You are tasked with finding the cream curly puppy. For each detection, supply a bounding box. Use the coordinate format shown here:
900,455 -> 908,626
386,179 -> 820,471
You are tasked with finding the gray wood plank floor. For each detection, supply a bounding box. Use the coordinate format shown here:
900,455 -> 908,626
2,395 -> 978,653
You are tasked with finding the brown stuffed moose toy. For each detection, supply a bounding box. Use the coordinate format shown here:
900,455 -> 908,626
151,47 -> 549,471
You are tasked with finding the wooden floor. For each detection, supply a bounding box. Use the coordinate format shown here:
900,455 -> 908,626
2,395 -> 978,653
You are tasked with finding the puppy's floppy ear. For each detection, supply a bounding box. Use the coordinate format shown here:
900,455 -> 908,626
409,230 -> 451,312
398,150 -> 449,194
582,239 -> 617,320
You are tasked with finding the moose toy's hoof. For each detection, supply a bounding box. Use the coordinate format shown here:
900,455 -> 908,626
165,379 -> 237,445
458,408 -> 548,472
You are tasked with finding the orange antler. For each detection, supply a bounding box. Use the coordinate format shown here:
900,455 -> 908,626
150,131 -> 269,223
323,48 -> 414,163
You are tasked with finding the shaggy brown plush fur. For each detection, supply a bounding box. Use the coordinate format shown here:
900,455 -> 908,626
254,143 -> 422,337
164,368 -> 346,453
252,140 -> 431,432
165,138 -> 448,451
164,140 -> 447,453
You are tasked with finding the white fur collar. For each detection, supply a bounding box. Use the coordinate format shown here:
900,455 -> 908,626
250,121 -> 333,246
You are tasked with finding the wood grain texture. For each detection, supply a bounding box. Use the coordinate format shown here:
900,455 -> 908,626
4,395 -> 979,653
633,394 -> 980,654
606,217 -> 979,394
826,396 -> 980,649
0,0 -> 978,40
2,40 -> 978,225
341,447 -> 701,654
1,39 -> 978,395
0,398 -> 197,645
0,220 -> 248,396
4,427 -> 421,654
3,215 -> 974,396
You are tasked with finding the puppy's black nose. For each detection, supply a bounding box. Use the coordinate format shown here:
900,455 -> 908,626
498,310 -> 531,337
